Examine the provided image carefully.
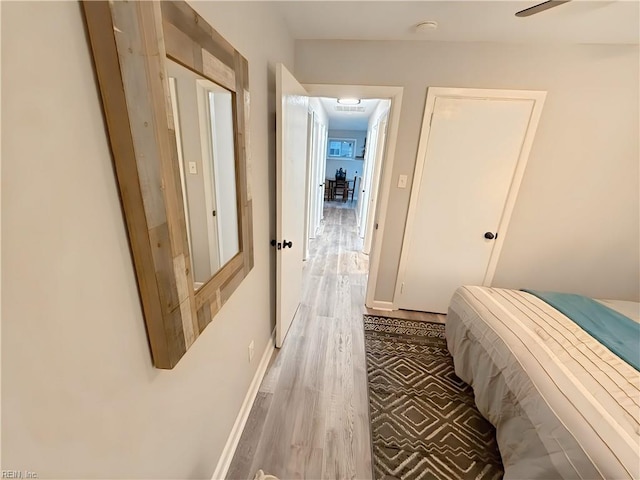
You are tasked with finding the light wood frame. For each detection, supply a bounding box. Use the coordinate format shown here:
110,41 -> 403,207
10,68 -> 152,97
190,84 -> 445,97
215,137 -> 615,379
82,1 -> 254,369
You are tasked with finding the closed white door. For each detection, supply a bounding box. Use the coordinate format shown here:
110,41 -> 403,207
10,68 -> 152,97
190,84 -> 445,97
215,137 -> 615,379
397,89 -> 545,313
276,64 -> 309,347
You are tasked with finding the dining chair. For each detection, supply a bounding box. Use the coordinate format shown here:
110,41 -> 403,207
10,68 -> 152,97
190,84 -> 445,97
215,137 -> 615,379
333,178 -> 348,202
347,175 -> 358,201
324,180 -> 333,201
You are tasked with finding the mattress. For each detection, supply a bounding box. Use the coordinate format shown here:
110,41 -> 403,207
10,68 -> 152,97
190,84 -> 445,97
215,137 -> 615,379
445,286 -> 640,480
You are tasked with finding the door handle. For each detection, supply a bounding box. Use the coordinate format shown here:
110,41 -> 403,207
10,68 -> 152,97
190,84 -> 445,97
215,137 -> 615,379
484,232 -> 497,240
283,240 -> 293,249
270,239 -> 282,250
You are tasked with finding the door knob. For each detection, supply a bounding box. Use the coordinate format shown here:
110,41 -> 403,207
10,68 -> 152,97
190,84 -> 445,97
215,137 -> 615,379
484,232 -> 496,240
270,239 -> 282,250
283,240 -> 293,249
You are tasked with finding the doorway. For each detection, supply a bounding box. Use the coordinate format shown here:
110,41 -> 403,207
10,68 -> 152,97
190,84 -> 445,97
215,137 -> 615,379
275,67 -> 404,348
301,86 -> 402,312
305,96 -> 387,258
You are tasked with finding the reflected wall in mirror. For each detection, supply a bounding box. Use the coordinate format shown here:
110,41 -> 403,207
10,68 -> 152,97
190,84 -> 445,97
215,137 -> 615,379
167,60 -> 240,290
82,0 -> 254,369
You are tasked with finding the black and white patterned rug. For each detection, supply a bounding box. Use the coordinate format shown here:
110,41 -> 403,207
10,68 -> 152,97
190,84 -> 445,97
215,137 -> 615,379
364,315 -> 503,480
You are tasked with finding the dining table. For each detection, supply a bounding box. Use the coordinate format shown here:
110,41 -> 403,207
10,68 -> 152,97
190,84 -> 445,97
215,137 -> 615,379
325,178 -> 353,201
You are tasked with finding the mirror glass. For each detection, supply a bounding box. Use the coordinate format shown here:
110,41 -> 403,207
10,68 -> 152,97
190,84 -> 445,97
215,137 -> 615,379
166,59 -> 240,290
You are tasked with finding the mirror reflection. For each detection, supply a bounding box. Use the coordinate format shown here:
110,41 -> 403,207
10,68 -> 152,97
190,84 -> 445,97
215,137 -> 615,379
167,59 -> 240,290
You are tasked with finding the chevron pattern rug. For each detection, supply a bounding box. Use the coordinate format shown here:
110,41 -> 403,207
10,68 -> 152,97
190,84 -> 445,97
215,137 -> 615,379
364,315 -> 503,480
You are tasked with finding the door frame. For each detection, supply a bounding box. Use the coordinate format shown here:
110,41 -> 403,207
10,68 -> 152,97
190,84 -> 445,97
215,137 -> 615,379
356,122 -> 376,231
196,79 -> 222,275
394,87 -> 546,308
303,84 -> 404,310
303,110 -> 314,261
303,105 -> 329,259
363,112 -> 389,254
167,77 -> 193,267
276,64 -> 310,348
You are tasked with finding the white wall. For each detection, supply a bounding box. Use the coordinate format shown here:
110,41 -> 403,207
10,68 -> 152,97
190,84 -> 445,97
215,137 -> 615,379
2,1 -> 293,478
296,40 -> 640,302
309,97 -> 329,127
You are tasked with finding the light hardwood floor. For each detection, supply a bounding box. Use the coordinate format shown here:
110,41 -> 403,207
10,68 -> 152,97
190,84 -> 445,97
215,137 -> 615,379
227,202 -> 442,480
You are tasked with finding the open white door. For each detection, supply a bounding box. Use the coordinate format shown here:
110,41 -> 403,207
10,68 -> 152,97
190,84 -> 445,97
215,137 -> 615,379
276,64 -> 309,348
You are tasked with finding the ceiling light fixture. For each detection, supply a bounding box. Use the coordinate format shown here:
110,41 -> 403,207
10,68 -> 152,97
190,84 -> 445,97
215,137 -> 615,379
337,98 -> 361,105
416,21 -> 438,32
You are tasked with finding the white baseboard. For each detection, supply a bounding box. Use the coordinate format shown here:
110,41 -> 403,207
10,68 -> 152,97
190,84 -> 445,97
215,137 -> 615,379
368,300 -> 394,311
211,331 -> 275,480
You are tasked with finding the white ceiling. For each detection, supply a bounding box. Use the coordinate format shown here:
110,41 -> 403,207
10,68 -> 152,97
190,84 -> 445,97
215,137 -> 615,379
283,1 -> 638,130
274,1 -> 639,45
318,97 -> 381,130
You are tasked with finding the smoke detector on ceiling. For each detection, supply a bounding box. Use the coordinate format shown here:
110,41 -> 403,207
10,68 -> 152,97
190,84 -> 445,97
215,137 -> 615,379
415,21 -> 438,32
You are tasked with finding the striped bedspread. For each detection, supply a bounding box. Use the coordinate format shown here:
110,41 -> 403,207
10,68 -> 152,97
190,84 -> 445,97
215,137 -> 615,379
446,286 -> 640,480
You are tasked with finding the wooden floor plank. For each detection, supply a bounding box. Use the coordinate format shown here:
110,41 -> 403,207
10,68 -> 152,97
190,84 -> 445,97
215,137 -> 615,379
226,392 -> 274,480
227,202 -> 437,480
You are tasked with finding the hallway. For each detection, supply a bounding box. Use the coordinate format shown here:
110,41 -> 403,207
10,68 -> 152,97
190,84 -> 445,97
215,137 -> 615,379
227,202 -> 439,479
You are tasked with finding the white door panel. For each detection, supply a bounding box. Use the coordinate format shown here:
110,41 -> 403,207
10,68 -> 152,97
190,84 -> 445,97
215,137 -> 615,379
276,64 -> 309,347
398,92 -> 543,313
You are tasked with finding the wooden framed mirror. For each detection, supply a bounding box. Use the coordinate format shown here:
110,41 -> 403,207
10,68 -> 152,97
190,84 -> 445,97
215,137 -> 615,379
82,1 -> 253,369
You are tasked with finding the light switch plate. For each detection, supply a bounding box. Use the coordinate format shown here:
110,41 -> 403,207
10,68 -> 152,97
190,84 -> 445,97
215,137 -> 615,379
188,162 -> 197,174
398,174 -> 408,188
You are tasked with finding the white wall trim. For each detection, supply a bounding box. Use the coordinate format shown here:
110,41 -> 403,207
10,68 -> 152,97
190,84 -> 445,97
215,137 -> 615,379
211,330 -> 276,480
368,300 -> 394,311
302,84 -> 404,310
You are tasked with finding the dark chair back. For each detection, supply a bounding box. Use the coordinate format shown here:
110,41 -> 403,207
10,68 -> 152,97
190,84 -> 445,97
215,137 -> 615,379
347,175 -> 358,201
333,178 -> 348,201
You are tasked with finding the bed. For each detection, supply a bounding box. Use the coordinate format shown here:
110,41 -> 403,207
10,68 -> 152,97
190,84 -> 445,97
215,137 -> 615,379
445,286 -> 640,480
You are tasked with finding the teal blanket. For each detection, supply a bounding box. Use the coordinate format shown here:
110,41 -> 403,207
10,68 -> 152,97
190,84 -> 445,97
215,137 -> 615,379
523,290 -> 640,372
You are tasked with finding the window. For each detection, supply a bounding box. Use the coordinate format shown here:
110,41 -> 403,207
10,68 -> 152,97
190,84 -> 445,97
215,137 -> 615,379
327,138 -> 356,159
